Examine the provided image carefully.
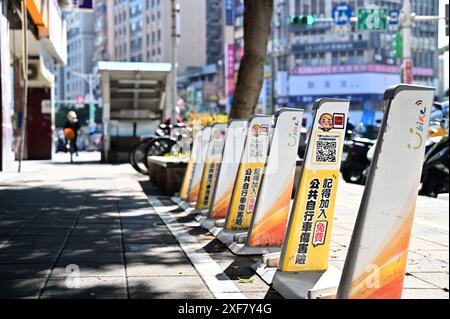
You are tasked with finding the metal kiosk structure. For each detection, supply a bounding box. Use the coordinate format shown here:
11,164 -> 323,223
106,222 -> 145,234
98,61 -> 172,163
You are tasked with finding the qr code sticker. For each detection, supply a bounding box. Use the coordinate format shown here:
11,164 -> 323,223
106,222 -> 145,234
315,140 -> 337,163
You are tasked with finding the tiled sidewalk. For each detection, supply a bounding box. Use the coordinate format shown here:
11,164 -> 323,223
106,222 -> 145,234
0,153 -> 212,298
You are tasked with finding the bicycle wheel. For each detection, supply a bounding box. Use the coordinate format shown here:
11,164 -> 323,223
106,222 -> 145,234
129,140 -> 152,175
144,137 -> 177,168
69,140 -> 75,163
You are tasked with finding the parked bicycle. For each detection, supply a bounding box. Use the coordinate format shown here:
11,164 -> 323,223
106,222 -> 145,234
129,123 -> 189,175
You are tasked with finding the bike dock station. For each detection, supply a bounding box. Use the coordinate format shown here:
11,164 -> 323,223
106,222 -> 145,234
144,84 -> 448,299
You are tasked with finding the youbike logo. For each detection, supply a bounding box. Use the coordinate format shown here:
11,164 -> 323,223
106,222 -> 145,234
288,117 -> 301,146
407,100 -> 427,150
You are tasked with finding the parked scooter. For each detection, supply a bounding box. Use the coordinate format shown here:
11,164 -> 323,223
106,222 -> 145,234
341,121 -> 379,185
361,101 -> 449,191
419,136 -> 449,197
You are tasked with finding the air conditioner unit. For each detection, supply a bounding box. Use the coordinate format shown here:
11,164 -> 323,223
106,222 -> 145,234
28,58 -> 54,88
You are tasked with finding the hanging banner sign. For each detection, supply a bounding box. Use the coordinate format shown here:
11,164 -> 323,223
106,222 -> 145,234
187,126 -> 212,203
209,120 -> 248,219
179,130 -> 202,200
224,116 -> 273,230
196,123 -> 227,210
337,85 -> 435,299
279,98 -> 349,272
245,108 -> 305,247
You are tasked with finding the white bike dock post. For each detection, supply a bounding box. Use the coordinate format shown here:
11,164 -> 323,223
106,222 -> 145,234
228,108 -> 305,256
200,120 -> 248,235
334,84 -> 435,299
192,123 -> 227,226
171,128 -> 202,211
216,115 -> 273,246
187,126 -> 212,216
269,98 -> 349,298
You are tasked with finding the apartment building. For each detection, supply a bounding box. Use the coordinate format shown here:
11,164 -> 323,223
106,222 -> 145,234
110,0 -> 207,72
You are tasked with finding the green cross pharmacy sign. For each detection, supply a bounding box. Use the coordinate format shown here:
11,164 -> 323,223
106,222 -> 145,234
357,7 -> 388,31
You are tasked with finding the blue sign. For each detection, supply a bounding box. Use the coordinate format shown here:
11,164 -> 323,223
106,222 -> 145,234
332,2 -> 352,25
389,9 -> 400,25
225,0 -> 234,26
72,0 -> 94,11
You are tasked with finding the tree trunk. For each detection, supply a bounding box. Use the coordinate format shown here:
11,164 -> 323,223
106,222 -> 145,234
229,0 -> 273,119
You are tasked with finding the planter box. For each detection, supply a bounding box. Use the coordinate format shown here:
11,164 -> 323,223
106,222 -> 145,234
147,156 -> 188,196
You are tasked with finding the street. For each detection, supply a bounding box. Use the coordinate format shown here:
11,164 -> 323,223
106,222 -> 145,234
0,152 -> 447,299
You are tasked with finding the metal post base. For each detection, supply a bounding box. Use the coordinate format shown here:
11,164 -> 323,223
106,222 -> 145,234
170,196 -> 190,210
216,229 -> 248,246
228,242 -> 281,256
272,265 -> 342,299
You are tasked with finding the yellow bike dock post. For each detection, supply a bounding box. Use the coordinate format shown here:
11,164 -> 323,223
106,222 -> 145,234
200,120 -> 248,234
216,115 -> 273,246
227,108 -> 305,256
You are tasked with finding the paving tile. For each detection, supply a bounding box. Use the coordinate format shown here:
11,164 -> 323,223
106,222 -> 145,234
0,278 -> 43,299
0,263 -> 51,279
403,274 -> 438,289
128,276 -> 210,295
42,277 -> 127,298
410,272 -> 449,290
58,251 -> 123,264
0,251 -> 56,264
51,263 -> 126,278
402,288 -> 449,299
126,260 -> 197,277
130,291 -> 214,299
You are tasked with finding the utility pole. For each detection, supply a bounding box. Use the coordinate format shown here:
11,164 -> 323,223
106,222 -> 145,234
71,71 -> 98,133
18,0 -> 28,173
400,0 -> 413,84
170,0 -> 179,125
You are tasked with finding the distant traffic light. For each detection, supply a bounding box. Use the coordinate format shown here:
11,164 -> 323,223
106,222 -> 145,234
289,15 -> 316,25
393,33 -> 403,58
390,33 -> 403,58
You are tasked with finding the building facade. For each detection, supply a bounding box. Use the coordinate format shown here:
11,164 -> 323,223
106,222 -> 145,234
1,0 -> 67,168
271,0 -> 439,128
58,11 -> 95,102
108,0 -> 207,72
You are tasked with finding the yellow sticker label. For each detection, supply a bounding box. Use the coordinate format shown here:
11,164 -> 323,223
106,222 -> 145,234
280,168 -> 340,271
179,155 -> 194,200
279,100 -> 349,272
196,159 -> 221,210
225,162 -> 265,230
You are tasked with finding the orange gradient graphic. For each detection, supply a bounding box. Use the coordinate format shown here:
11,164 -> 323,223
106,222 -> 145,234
210,186 -> 233,219
348,185 -> 418,299
187,183 -> 200,203
247,175 -> 295,246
